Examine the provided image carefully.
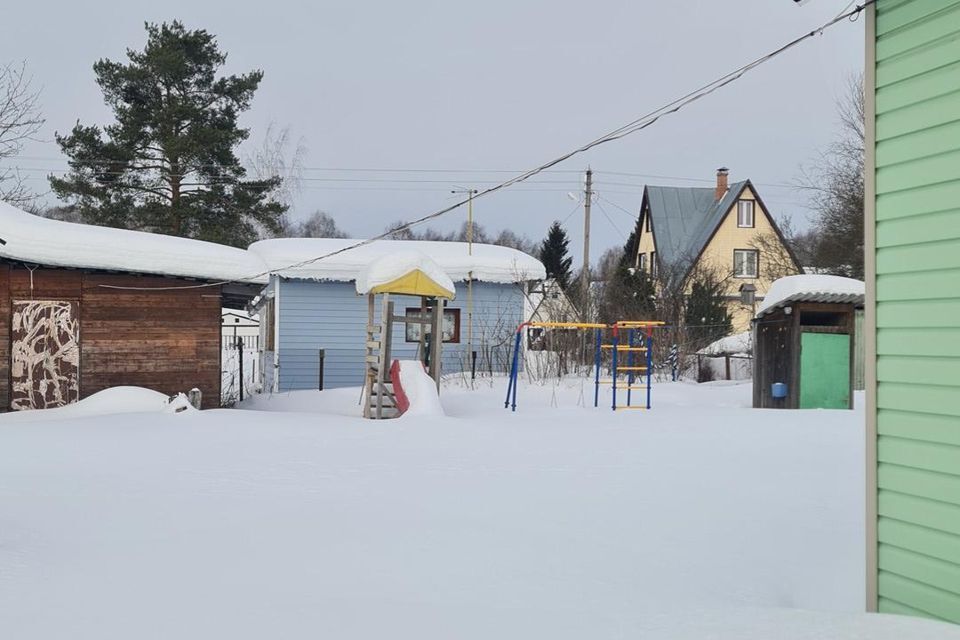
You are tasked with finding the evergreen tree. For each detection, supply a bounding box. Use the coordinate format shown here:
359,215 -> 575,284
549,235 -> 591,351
683,268 -> 732,349
598,220 -> 656,323
50,21 -> 285,247
538,221 -> 573,289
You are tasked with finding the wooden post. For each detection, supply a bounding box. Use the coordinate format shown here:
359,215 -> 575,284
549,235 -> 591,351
376,292 -> 391,419
363,294 -> 375,419
237,337 -> 244,402
430,298 -> 443,392
725,354 -> 731,381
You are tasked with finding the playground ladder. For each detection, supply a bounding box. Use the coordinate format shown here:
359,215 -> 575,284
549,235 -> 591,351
362,321 -> 398,419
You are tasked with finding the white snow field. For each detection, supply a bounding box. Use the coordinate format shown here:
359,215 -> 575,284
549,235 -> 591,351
2,379 -> 958,639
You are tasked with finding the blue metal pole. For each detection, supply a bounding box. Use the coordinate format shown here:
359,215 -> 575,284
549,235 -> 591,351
505,329 -> 522,410
646,333 -> 653,410
593,328 -> 601,408
511,330 -> 522,411
611,326 -> 618,411
626,328 -> 635,408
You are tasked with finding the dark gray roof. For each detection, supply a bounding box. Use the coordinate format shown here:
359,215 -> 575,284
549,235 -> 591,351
644,180 -> 747,271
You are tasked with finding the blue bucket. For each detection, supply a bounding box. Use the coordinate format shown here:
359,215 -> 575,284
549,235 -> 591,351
771,382 -> 788,399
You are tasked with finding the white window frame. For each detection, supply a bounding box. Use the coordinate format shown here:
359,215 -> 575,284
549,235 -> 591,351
734,249 -> 759,278
737,200 -> 755,228
637,252 -> 647,273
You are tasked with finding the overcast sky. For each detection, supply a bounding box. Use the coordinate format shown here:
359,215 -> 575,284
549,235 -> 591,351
6,0 -> 864,265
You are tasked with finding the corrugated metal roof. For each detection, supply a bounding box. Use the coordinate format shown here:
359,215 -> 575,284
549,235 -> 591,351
756,291 -> 865,317
755,275 -> 865,317
646,181 -> 747,270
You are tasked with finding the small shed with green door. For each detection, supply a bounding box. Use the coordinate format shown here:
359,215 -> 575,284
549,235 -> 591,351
752,275 -> 864,410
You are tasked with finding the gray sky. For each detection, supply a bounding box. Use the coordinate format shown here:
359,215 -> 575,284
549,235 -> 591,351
6,0 -> 864,265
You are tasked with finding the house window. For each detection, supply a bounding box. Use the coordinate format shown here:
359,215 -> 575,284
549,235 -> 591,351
644,212 -> 651,233
737,200 -> 755,228
734,249 -> 759,278
405,307 -> 461,343
637,252 -> 647,273
650,251 -> 657,278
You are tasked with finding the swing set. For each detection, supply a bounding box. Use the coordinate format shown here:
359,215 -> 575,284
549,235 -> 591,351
504,320 -> 665,412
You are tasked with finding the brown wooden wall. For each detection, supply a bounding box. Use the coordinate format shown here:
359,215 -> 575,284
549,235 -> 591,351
0,265 -> 9,411
0,265 -> 222,411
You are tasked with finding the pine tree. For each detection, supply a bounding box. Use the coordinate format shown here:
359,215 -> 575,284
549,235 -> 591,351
598,219 -> 656,323
683,268 -> 732,349
50,21 -> 286,247
538,221 -> 574,289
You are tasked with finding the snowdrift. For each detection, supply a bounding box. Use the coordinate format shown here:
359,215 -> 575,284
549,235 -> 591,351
0,387 -> 192,423
391,360 -> 445,417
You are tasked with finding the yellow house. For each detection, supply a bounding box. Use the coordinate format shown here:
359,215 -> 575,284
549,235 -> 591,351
635,168 -> 802,332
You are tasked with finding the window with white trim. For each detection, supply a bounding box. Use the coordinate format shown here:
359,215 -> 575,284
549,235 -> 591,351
734,249 -> 759,278
637,252 -> 647,273
737,200 -> 755,228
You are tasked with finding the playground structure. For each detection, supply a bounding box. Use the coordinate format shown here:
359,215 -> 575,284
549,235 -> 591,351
357,253 -> 455,419
504,320 -> 664,412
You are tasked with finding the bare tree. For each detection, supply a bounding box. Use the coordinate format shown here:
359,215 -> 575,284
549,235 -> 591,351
799,72 -> 865,279
748,216 -> 805,282
244,122 -> 308,236
281,210 -> 349,238
0,61 -> 44,207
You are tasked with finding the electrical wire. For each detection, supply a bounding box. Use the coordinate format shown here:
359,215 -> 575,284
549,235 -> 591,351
91,1 -> 874,292
593,199 -> 629,240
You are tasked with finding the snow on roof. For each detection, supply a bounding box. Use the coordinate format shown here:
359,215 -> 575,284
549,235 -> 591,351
248,238 -> 546,284
756,275 -> 865,317
698,331 -> 752,356
355,250 -> 456,298
0,201 -> 267,283
0,201 -> 545,288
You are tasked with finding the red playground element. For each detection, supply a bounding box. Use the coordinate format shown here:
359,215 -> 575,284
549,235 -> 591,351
389,360 -> 411,416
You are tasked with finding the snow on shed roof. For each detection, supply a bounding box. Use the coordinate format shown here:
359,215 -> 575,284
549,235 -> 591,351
355,251 -> 456,299
698,331 -> 752,356
0,201 -> 267,283
756,275 -> 865,317
248,238 -> 546,284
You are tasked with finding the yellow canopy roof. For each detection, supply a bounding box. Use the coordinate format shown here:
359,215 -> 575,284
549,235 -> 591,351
367,268 -> 455,299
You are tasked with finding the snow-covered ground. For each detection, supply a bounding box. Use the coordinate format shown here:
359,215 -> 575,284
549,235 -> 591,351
1,379 -> 958,638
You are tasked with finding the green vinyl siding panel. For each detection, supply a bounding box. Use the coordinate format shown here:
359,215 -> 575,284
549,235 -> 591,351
874,0 -> 960,622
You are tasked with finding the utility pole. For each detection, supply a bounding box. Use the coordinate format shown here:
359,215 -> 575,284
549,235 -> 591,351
581,168 -> 593,318
452,187 -> 478,383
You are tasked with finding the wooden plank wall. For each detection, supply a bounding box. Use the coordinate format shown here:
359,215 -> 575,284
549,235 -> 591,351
0,266 -> 222,411
0,265 -> 9,411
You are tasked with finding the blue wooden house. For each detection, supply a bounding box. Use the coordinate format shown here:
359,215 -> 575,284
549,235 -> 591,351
247,239 -> 545,392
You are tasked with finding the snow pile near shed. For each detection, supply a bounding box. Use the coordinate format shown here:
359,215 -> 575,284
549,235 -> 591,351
355,250 -> 455,297
0,201 -> 267,283
249,237 -> 546,283
757,275 -> 864,317
0,387 -> 192,423
699,331 -> 752,356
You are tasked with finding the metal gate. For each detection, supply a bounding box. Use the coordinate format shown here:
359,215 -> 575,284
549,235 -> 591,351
10,300 -> 80,410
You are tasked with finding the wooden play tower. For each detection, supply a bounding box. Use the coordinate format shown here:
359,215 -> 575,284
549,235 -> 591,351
358,254 -> 456,419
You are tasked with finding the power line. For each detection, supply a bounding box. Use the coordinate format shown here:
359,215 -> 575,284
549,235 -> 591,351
593,199 -> 629,240
89,1 -> 873,292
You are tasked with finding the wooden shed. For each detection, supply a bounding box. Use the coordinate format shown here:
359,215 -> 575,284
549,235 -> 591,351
0,202 -> 263,412
752,275 -> 865,410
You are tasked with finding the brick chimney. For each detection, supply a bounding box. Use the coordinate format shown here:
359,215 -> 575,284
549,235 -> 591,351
715,167 -> 729,200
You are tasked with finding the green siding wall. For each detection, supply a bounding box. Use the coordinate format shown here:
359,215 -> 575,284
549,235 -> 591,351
875,0 -> 960,622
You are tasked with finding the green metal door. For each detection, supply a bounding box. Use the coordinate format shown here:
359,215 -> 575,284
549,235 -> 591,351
799,333 -> 850,409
